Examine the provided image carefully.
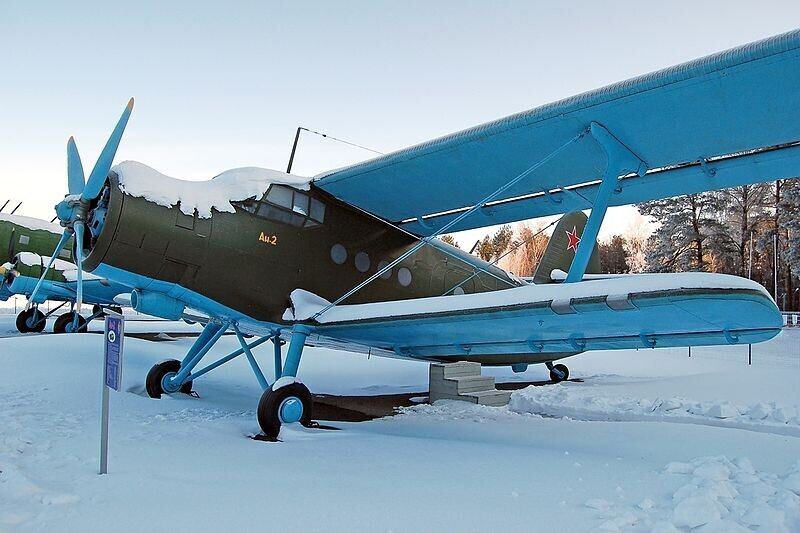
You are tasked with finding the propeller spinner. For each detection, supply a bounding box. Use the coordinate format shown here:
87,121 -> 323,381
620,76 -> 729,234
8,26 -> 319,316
26,98 -> 134,318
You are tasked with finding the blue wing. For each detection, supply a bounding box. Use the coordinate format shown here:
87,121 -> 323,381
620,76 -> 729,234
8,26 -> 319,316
315,30 -> 800,235
291,274 -> 782,362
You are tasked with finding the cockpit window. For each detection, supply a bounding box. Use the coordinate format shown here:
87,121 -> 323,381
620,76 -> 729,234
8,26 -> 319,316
292,193 -> 309,216
234,185 -> 325,228
266,186 -> 293,209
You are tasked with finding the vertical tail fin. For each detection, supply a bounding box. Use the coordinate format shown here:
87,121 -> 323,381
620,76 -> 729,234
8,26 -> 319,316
532,211 -> 600,284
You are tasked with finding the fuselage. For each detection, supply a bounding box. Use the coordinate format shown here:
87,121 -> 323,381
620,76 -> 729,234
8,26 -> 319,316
83,173 -> 520,324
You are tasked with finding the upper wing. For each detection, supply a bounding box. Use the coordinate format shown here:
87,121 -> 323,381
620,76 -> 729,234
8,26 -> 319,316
314,30 -> 800,235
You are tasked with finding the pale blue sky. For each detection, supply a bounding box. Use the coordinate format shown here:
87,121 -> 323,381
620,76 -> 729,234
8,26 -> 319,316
2,1 -> 799,244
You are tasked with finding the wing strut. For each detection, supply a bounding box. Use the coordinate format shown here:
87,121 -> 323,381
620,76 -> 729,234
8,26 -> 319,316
565,122 -> 647,283
310,129 -> 588,321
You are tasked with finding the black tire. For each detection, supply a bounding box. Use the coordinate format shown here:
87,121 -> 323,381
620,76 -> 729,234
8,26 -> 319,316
257,382 -> 313,439
92,304 -> 105,317
16,308 -> 45,333
145,359 -> 193,398
53,312 -> 88,333
549,363 -> 569,383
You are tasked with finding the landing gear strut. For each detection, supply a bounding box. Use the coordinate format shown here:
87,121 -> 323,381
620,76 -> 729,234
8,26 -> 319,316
546,361 -> 569,383
144,322 -> 316,440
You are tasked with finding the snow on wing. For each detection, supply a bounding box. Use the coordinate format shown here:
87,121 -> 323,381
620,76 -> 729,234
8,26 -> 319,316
287,274 -> 783,362
314,29 -> 800,235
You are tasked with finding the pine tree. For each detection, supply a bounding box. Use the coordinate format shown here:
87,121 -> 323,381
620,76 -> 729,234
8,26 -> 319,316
490,225 -> 514,261
711,185 -> 772,276
476,236 -> 494,262
638,193 -> 726,272
599,235 -> 629,273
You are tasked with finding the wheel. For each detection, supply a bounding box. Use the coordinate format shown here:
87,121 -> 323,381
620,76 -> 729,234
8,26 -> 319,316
92,304 -> 105,317
257,382 -> 313,439
145,359 -> 193,398
16,308 -> 45,333
53,312 -> 88,333
549,363 -> 569,383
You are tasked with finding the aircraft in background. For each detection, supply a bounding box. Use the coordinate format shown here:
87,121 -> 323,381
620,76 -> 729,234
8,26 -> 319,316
29,30 -> 800,438
0,213 -> 127,332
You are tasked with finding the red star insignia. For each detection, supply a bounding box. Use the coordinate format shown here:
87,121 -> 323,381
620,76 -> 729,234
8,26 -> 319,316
565,226 -> 581,252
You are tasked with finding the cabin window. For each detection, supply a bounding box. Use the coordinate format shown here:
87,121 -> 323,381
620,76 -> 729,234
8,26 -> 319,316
377,260 -> 392,280
234,185 -> 326,228
398,267 -> 412,287
355,252 -> 370,273
18,235 -> 29,245
331,244 -> 347,264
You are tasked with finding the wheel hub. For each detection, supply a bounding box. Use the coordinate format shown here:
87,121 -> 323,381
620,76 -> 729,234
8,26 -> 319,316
278,397 -> 304,424
161,372 -> 182,394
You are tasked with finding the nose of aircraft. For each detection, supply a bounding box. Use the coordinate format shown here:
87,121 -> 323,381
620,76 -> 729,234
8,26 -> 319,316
25,98 -> 134,312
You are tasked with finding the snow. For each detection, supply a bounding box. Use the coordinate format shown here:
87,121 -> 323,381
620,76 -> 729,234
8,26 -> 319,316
0,322 -> 798,531
113,161 -> 311,218
15,252 -> 103,282
286,272 -> 773,322
0,214 -> 62,234
508,385 -> 800,436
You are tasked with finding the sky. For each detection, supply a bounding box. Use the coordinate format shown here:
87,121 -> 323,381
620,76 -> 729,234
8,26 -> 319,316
1,1 -> 799,247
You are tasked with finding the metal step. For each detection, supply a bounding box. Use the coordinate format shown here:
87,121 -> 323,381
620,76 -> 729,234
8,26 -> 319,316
434,390 -> 513,407
433,375 -> 496,396
429,362 -> 510,406
429,361 -> 482,380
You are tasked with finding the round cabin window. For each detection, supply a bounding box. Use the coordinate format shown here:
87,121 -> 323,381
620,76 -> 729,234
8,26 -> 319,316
331,244 -> 347,265
398,267 -> 412,287
355,252 -> 370,273
453,286 -> 465,295
377,260 -> 392,280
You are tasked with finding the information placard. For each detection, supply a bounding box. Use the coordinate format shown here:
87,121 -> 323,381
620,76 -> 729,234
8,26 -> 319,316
104,315 -> 124,392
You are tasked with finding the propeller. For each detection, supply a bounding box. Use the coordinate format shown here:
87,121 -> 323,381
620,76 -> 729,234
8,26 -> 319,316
26,98 -> 134,318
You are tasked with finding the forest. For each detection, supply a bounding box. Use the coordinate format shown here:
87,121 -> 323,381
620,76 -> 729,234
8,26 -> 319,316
443,179 -> 800,311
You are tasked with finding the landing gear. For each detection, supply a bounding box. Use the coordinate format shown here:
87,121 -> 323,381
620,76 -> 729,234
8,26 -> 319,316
145,359 -> 194,398
143,322 -> 315,440
53,312 -> 88,333
16,308 -> 46,333
546,361 -> 569,383
257,382 -> 313,439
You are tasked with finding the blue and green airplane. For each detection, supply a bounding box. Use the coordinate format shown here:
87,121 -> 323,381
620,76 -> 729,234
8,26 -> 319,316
0,213 -> 128,333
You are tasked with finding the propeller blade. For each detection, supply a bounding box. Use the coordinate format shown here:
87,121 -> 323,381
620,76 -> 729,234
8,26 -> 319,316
0,199 -> 9,213
67,137 -> 86,195
25,229 -> 72,308
73,222 -> 84,313
10,202 -> 21,215
82,98 -> 134,201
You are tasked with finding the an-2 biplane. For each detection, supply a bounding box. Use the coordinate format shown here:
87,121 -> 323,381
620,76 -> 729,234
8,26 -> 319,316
0,213 -> 129,333
30,30 -> 800,438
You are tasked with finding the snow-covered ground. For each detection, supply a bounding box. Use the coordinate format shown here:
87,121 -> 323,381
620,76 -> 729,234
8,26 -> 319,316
0,325 -> 798,532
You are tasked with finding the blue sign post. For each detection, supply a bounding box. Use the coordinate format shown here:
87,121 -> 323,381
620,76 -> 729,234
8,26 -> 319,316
100,312 -> 124,475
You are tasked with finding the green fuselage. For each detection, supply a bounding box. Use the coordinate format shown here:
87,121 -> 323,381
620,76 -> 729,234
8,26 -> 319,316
84,176 -> 519,324
0,214 -> 72,265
